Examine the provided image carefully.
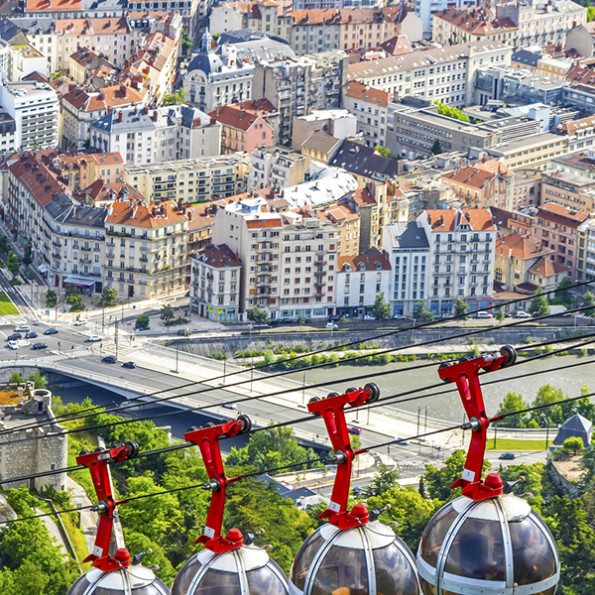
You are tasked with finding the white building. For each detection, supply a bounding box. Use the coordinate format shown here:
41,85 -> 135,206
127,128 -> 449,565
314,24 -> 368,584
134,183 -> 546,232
335,248 -> 391,317
417,208 -> 497,316
414,0 -> 478,38
382,221 -> 431,317
89,105 -> 221,165
1,81 -> 59,150
191,244 -> 242,321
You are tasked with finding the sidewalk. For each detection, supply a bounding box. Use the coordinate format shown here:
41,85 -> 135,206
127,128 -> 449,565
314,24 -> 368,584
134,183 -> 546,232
66,476 -> 96,555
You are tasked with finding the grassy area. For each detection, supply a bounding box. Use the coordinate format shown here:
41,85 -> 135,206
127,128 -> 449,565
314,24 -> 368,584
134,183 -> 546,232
486,438 -> 553,451
0,291 -> 18,315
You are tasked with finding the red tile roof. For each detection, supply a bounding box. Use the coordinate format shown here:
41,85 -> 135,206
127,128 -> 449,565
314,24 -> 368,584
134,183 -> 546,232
528,255 -> 568,277
246,217 -> 282,229
434,7 -> 517,35
537,202 -> 589,224
8,153 -> 65,207
86,180 -> 143,203
197,244 -> 241,268
63,84 -> 144,112
495,233 -> 545,260
338,248 -> 390,272
25,0 -> 81,11
210,105 -> 269,132
344,80 -> 390,107
425,208 -> 496,232
443,166 -> 495,189
106,200 -> 187,228
54,17 -> 129,36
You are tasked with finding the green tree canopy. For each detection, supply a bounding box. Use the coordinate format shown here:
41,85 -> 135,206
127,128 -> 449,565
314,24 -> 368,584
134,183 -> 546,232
454,298 -> 469,320
583,291 -> 595,317
247,307 -> 270,325
430,139 -> 442,155
414,301 -> 434,324
160,305 -> 175,325
367,463 -> 400,497
371,291 -> 391,321
100,287 -> 118,307
135,314 -> 150,330
528,288 -> 549,317
496,392 -> 528,428
562,437 -> 584,456
6,251 -> 19,277
433,101 -> 470,122
0,234 -> 9,254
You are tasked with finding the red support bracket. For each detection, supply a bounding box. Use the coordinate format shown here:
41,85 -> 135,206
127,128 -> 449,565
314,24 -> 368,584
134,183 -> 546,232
438,345 -> 516,501
76,441 -> 139,572
184,415 -> 252,554
307,383 -> 379,530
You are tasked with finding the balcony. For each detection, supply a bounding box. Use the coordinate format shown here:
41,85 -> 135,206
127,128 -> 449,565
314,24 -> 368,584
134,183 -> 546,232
81,245 -> 91,252
52,252 -> 62,260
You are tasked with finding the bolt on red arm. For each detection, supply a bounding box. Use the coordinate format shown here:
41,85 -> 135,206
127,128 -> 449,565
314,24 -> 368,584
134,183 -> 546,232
184,415 -> 252,554
307,383 -> 380,530
438,345 -> 516,501
76,441 -> 140,572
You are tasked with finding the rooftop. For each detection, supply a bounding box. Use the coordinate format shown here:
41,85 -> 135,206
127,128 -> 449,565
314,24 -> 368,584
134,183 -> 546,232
329,140 -> 400,181
384,221 -> 430,250
338,248 -> 391,272
195,244 -> 241,269
425,208 -> 496,232
344,81 -> 390,107
106,200 -> 187,228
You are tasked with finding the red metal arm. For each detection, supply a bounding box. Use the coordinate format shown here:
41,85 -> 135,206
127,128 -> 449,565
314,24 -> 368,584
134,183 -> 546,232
76,441 -> 139,572
307,383 -> 379,530
184,416 -> 251,554
438,346 -> 516,501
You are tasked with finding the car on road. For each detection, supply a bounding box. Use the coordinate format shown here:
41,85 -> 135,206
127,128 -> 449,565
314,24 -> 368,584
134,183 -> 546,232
348,426 -> 361,436
326,322 -> 338,329
6,333 -> 22,341
43,328 -> 58,335
392,314 -> 407,320
498,452 -> 516,460
102,355 -> 117,364
394,437 -> 409,445
14,325 -> 30,333
122,361 -> 136,369
32,342 -> 48,350
86,335 -> 102,342
222,402 -> 237,410
513,311 -> 531,319
6,341 -> 18,350
363,314 -> 375,321
25,331 -> 38,339
474,312 -> 493,319
352,486 -> 365,497
73,319 -> 87,326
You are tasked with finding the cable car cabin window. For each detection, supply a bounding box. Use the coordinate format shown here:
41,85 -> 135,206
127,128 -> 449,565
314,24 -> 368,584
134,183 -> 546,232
246,563 -> 289,593
310,545 -> 367,595
190,567 -> 241,593
292,532 -> 326,591
419,504 -> 459,567
510,516 -> 558,585
419,578 -> 435,595
443,517 -> 506,581
373,542 -> 419,595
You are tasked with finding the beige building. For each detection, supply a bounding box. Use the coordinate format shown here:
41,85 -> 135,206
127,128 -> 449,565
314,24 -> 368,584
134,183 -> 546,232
576,217 -> 595,283
123,154 -> 250,204
105,200 -> 189,299
512,169 -> 541,210
55,152 -> 124,191
487,132 -> 568,170
540,171 -> 595,213
248,146 -> 310,192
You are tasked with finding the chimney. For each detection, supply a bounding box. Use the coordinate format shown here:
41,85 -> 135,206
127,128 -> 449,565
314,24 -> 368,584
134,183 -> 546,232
153,110 -> 158,121
118,111 -> 123,122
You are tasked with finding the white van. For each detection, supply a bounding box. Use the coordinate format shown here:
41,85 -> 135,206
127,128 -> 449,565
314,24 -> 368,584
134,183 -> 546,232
475,312 -> 493,319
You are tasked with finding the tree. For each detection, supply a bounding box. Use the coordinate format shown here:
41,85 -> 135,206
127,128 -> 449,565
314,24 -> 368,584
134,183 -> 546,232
528,288 -> 548,317
0,234 -> 9,254
135,315 -> 150,330
430,139 -> 442,155
496,308 -> 505,323
182,29 -> 193,54
22,245 -> 32,268
414,301 -> 434,324
495,392 -> 528,428
374,145 -> 393,158
99,286 -> 118,307
530,384 -> 565,427
588,5 -> 595,22
552,277 -> 573,307
562,437 -> 584,456
9,372 -> 24,384
454,298 -> 469,320
583,291 -> 595,317
247,306 -> 270,325
27,371 -> 46,389
163,89 -> 186,105
45,290 -> 57,308
371,291 -> 391,321
367,464 -> 400,497
433,101 -> 470,122
67,292 -> 84,312
6,251 -> 19,277
160,305 -> 175,325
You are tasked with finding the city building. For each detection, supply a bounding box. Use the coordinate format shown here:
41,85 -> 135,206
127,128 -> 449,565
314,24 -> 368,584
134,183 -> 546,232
335,248 -> 391,317
576,216 -> 595,283
414,0 -> 477,38
540,170 -> 595,212
53,151 -> 124,191
316,202 -> 360,257
127,0 -> 201,37
382,220 -> 431,317
417,208 -> 497,316
248,146 -> 310,191
1,81 -> 59,150
190,244 -> 242,321
89,105 -> 221,165
104,200 -> 189,299
292,109 -> 357,151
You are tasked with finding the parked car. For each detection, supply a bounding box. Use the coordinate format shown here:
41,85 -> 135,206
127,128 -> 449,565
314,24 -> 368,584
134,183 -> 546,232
326,322 -> 338,329
43,327 -> 58,335
363,315 -> 375,321
25,331 -> 38,339
102,355 -> 117,364
122,361 -> 136,369
6,341 -> 18,350
392,314 -> 407,320
73,319 -> 87,326
352,486 -> 365,497
394,437 -> 409,445
348,426 -> 361,436
223,402 -> 237,410
474,312 -> 493,319
498,452 -> 516,460
328,314 -> 340,322
514,311 -> 531,319
7,333 -> 22,341
32,342 -> 48,350
14,325 -> 30,333
86,335 -> 102,342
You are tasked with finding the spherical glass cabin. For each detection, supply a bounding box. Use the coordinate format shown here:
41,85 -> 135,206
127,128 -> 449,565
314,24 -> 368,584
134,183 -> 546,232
291,518 -> 420,595
172,543 -> 290,594
417,493 -> 560,595
67,565 -> 169,595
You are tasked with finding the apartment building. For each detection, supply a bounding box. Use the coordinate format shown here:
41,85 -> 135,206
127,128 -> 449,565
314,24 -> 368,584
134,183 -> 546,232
551,115 -> 595,154
292,109 -> 357,151
61,84 -> 146,152
487,131 -> 568,170
0,110 -> 16,155
104,200 -> 189,299
209,1 -> 291,39
1,81 -> 59,151
382,221 -> 431,317
248,146 -> 310,191
342,81 -> 390,149
252,50 -> 347,146
417,208 -> 497,316
191,244 -> 242,321
530,202 -> 588,279
335,249 -> 391,317
415,0 -> 477,37
128,0 -> 201,37
347,40 -> 512,109
576,217 -> 595,283
540,171 -> 595,214
54,152 -> 124,190
317,202 -> 360,257
43,195 -> 106,293
512,168 -> 541,209
90,105 -> 221,165
212,198 -> 338,320
551,152 -> 595,179
123,154 -> 250,204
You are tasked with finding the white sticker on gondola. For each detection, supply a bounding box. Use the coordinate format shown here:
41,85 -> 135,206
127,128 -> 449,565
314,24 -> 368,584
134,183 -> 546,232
93,545 -> 103,557
204,526 -> 215,538
329,501 -> 340,512
462,468 -> 475,481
